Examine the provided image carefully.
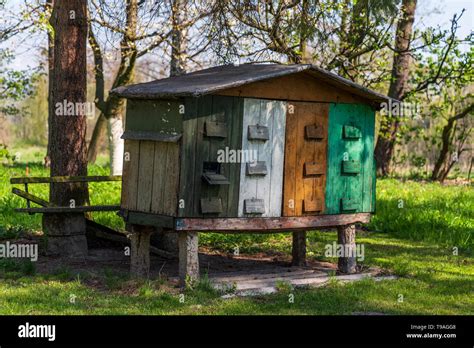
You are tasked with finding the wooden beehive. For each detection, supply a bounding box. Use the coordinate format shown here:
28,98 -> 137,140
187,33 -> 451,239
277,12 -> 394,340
113,64 -> 387,228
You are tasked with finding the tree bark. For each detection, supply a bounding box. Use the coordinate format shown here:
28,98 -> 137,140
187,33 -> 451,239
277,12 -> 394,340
374,0 -> 417,176
87,113 -> 107,163
169,0 -> 188,77
43,0 -> 89,258
292,231 -> 306,266
337,224 -> 357,274
45,0 -> 54,168
107,115 -> 124,175
88,0 -> 137,174
432,103 -> 473,181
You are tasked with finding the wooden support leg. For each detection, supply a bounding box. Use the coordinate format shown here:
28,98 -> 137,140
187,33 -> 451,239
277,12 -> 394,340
178,231 -> 199,287
337,224 -> 357,274
292,231 -> 306,266
130,224 -> 153,278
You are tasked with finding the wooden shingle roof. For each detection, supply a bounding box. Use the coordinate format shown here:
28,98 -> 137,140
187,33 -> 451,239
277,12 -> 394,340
112,63 -> 389,104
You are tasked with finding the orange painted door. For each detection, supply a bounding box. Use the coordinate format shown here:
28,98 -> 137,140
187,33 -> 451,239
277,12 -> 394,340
283,102 -> 329,216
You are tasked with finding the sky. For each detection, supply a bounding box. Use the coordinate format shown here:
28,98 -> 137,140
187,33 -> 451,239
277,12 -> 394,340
1,0 -> 473,71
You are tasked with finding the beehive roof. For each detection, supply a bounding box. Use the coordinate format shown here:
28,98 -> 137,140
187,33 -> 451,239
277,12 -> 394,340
112,63 -> 389,104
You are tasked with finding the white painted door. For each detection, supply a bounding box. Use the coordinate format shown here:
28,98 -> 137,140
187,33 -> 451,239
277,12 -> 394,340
238,98 -> 286,217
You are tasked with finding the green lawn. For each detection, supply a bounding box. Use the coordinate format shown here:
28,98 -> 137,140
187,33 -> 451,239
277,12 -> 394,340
0,160 -> 473,315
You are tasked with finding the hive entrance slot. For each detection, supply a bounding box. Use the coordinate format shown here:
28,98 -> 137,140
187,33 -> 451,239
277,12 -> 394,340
248,124 -> 270,141
246,161 -> 268,176
305,124 -> 324,140
202,162 -> 230,185
244,198 -> 265,214
204,120 -> 227,138
343,124 -> 361,139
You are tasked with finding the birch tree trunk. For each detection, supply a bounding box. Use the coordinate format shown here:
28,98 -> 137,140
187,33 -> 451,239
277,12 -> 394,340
108,116 -> 124,175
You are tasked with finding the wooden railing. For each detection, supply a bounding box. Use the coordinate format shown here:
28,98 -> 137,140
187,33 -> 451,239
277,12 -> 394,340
10,175 -> 121,214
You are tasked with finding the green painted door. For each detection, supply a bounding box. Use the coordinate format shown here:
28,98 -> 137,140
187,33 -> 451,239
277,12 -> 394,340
325,103 -> 375,214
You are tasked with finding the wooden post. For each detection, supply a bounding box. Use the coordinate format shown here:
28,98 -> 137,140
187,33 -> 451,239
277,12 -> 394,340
130,224 -> 153,278
178,231 -> 199,287
337,224 -> 357,274
292,231 -> 306,266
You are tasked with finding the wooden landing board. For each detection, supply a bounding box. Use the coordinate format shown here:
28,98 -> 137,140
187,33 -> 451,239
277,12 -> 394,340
238,98 -> 286,217
283,102 -> 328,216
175,213 -> 371,232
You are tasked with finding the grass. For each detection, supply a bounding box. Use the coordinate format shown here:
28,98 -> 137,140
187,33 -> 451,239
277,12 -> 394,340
0,157 -> 473,315
0,232 -> 472,315
0,160 -> 124,238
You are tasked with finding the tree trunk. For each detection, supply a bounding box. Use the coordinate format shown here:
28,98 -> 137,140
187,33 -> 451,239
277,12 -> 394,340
374,0 -> 417,176
468,157 -> 473,181
45,0 -> 54,167
87,113 -> 107,164
86,0 -> 137,173
337,224 -> 357,274
169,0 -> 188,77
43,0 -> 89,258
107,115 -> 124,175
432,118 -> 456,181
431,104 -> 473,181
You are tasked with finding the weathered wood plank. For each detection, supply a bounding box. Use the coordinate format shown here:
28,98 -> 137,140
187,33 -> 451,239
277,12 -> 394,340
121,130 -> 181,142
175,213 -> 371,232
217,73 -> 368,104
195,95 -> 213,215
121,140 -> 140,211
256,99 -> 273,216
179,97 -> 198,216
326,103 -> 374,214
283,102 -> 297,216
125,99 -> 182,135
12,188 -> 50,207
268,100 -> 286,216
124,210 -> 175,228
11,176 -> 121,184
151,141 -> 167,214
210,95 -> 232,216
136,140 -> 155,212
163,142 -> 180,216
238,98 -> 260,216
238,98 -> 286,217
16,206 -> 120,213
283,102 -> 328,217
226,97 -> 244,217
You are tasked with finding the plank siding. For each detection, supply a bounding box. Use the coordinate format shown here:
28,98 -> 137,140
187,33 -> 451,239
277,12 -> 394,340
283,102 -> 328,216
238,98 -> 286,217
121,140 -> 140,211
136,141 -> 155,212
218,72 -> 367,104
126,99 -> 182,135
149,142 -> 180,216
325,103 -> 375,214
179,95 -> 243,217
